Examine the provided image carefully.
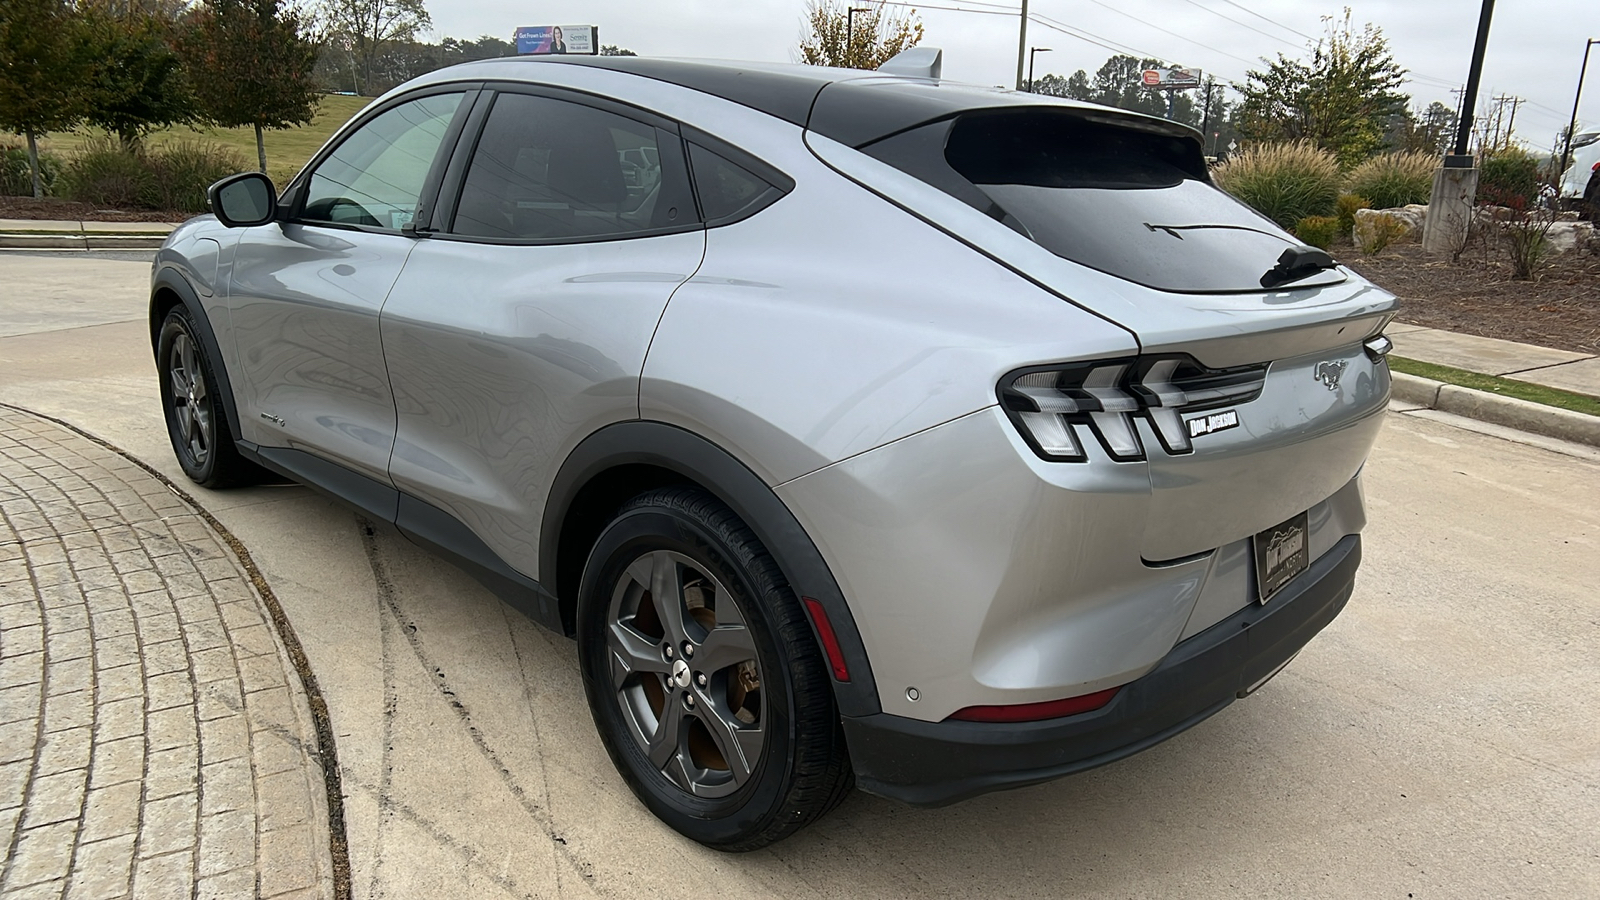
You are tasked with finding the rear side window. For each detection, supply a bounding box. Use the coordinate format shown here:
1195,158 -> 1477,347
864,111 -> 1345,294
686,139 -> 792,225
451,93 -> 694,241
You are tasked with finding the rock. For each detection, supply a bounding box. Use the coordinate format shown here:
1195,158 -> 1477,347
1544,221 -> 1595,254
1353,207 -> 1424,249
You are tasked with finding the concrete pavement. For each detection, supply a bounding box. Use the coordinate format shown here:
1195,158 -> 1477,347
1,251 -> 1597,898
1389,323 -> 1600,398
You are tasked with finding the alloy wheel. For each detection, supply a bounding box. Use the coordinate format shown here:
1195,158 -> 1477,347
168,330 -> 212,467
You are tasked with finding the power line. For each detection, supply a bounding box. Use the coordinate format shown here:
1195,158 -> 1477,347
1073,0 -> 1260,67
1027,13 -> 1165,63
1211,0 -> 1316,41
1169,0 -> 1302,51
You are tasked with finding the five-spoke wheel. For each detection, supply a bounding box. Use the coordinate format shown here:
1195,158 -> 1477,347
577,487 -> 852,850
156,306 -> 258,488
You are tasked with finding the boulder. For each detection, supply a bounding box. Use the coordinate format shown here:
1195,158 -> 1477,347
1353,206 -> 1426,248
1544,220 -> 1595,254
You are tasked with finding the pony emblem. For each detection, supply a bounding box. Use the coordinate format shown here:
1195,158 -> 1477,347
1313,359 -> 1348,391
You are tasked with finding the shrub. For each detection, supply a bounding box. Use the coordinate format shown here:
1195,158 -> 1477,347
59,137 -> 155,209
1212,141 -> 1341,228
1335,193 -> 1370,239
59,137 -> 245,212
1293,215 -> 1341,249
1345,151 -> 1436,209
1,144 -> 64,196
1355,212 -> 1407,255
1477,146 -> 1540,205
147,140 -> 247,213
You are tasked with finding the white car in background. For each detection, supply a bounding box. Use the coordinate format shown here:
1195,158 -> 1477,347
1558,129 -> 1599,209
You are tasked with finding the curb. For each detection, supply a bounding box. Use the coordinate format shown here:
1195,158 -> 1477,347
0,233 -> 167,250
1391,371 -> 1600,448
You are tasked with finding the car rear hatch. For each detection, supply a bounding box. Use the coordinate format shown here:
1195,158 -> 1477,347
804,82 -> 1397,561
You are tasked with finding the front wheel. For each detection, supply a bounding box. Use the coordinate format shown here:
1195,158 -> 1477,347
576,487 -> 852,850
156,307 -> 260,488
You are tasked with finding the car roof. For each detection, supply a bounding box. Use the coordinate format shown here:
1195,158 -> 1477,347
422,55 -> 1198,149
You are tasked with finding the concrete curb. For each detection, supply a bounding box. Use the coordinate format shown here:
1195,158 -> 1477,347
1391,371 -> 1600,448
0,233 -> 167,250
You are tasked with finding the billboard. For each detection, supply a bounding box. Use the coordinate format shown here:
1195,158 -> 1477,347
1141,67 -> 1202,89
515,25 -> 598,56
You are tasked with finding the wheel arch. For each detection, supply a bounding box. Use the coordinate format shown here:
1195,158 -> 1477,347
543,421 -> 881,717
150,267 -> 245,443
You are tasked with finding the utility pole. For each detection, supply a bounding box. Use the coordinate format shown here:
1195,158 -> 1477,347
1200,77 -> 1216,155
1448,0 -> 1496,164
1425,0 -> 1496,253
1503,96 -> 1524,146
1559,38 -> 1598,181
1015,0 -> 1030,91
1027,47 -> 1051,93
846,6 -> 871,66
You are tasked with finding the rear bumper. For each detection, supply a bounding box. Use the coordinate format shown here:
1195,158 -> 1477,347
841,533 -> 1361,807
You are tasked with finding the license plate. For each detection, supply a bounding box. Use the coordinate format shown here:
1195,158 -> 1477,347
1253,511 -> 1310,603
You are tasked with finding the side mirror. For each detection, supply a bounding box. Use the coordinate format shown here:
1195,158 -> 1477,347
208,172 -> 277,228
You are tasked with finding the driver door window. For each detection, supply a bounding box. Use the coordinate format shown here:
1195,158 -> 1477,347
301,92 -> 464,231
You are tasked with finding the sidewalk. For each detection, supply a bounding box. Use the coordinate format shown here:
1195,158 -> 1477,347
0,407 -> 335,899
0,221 -> 176,251
1387,323 -> 1600,448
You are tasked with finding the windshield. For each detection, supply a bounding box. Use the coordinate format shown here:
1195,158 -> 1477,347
862,110 -> 1346,294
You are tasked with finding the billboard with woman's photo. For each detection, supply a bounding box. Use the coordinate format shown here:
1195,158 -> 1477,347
515,25 -> 598,55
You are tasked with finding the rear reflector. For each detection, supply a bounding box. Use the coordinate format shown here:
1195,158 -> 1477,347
947,687 -> 1120,723
802,598 -> 851,682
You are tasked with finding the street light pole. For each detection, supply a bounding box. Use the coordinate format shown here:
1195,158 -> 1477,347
1559,38 -> 1598,182
1014,0 -> 1030,91
846,6 -> 871,67
1027,47 -> 1051,93
1448,0 -> 1496,165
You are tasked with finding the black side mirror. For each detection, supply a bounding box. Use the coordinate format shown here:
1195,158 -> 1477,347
208,172 -> 277,228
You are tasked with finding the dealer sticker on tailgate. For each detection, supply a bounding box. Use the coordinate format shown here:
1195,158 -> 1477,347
1253,511 -> 1310,603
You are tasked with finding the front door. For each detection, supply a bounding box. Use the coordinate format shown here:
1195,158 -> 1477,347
228,90 -> 469,483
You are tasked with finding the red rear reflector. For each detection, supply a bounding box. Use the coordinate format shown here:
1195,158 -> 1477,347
948,687 -> 1120,723
802,597 -> 851,682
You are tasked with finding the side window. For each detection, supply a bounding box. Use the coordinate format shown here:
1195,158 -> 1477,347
301,92 -> 465,231
451,93 -> 695,241
688,143 -> 784,223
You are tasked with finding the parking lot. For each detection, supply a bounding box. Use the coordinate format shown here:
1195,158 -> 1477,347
2,251 -> 1597,898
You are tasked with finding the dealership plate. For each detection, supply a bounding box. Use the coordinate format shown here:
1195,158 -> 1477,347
1253,511 -> 1309,603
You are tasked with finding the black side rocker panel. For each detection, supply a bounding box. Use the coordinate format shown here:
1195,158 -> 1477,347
238,445 -> 563,633
541,421 -> 882,717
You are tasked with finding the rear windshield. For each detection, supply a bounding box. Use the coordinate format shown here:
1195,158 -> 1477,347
862,110 -> 1344,294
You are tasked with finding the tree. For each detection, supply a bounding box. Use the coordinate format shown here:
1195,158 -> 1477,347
181,0 -> 321,173
438,34 -> 513,65
317,0 -> 431,96
1234,11 -> 1409,167
600,45 -> 637,57
0,0 -> 86,197
798,0 -> 921,70
77,1 -> 199,147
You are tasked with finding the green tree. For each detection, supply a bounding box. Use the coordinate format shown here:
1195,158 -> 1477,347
180,0 -> 321,174
0,0 -> 86,197
798,0 -> 922,70
600,45 -> 637,57
317,0 -> 431,96
1234,11 -> 1408,167
77,1 -> 199,148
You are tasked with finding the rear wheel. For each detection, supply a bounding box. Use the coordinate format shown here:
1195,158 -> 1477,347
576,487 -> 851,850
1585,171 -> 1600,224
157,307 -> 260,488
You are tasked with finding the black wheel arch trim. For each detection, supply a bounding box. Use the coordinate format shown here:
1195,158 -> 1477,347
542,421 -> 882,717
150,266 -> 245,443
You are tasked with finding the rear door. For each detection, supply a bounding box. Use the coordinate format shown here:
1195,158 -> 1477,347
378,86 -> 706,575
228,87 -> 472,483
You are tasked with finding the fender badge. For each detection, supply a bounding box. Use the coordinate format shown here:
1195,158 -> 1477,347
1186,409 -> 1239,439
1314,359 -> 1348,391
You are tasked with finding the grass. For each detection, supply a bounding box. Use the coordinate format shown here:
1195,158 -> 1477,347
1389,356 -> 1600,417
3,94 -> 370,188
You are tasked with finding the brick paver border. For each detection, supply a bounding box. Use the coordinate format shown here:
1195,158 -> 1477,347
0,404 -> 349,900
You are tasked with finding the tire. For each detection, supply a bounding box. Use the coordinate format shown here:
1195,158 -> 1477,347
1585,173 -> 1600,225
156,306 -> 260,488
576,487 -> 852,851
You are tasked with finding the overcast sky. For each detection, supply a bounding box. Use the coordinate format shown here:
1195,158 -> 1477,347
426,0 -> 1597,153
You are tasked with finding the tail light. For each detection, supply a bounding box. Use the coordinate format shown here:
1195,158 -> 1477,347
1000,356 -> 1267,462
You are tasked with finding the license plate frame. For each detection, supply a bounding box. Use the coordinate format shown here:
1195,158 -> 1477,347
1253,510 -> 1310,604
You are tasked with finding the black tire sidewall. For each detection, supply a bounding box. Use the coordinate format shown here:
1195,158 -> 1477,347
577,504 -> 799,847
156,307 -> 220,485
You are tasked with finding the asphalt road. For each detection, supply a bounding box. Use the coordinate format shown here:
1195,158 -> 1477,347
2,251 -> 1596,898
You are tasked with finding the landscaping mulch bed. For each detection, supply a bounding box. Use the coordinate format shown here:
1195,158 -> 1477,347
1345,240 -> 1600,356
0,196 -> 188,223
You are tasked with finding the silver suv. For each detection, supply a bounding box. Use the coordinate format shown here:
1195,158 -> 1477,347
151,52 -> 1396,850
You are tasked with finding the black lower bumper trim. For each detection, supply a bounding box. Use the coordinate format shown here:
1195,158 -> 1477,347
842,534 -> 1361,807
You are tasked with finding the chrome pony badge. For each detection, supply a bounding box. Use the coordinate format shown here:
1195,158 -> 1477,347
1313,359 -> 1348,391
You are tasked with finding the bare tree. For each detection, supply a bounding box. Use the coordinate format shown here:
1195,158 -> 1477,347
316,0 -> 429,95
798,0 -> 921,70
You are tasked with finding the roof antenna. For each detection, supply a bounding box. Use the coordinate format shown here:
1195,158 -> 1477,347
877,46 -> 942,80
